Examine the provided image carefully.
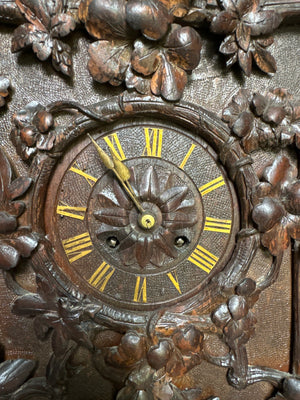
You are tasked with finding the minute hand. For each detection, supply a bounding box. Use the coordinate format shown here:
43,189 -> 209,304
88,135 -> 144,213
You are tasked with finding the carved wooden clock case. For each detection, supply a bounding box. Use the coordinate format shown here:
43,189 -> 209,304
0,1 -> 299,399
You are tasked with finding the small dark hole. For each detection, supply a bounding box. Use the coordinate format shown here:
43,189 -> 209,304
174,236 -> 189,247
106,236 -> 120,248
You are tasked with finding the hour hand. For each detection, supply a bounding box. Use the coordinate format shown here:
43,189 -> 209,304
88,134 -> 144,213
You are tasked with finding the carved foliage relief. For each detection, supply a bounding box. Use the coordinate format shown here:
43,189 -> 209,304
0,1 -> 300,400
1,0 -> 300,100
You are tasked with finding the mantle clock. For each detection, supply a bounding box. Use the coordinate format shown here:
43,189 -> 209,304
0,1 -> 299,399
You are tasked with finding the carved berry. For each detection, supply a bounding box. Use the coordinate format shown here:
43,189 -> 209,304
36,111 -> 54,133
284,182 -> 300,215
20,126 -> 37,147
173,326 -> 203,353
228,295 -> 248,321
147,340 -> 172,370
282,377 -> 300,400
119,331 -> 145,360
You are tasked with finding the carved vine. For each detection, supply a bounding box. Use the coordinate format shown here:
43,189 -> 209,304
1,0 -> 300,100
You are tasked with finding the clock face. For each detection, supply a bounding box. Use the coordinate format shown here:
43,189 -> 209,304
44,120 -> 238,310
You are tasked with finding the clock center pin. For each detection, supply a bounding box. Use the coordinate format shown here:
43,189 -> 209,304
138,211 -> 156,230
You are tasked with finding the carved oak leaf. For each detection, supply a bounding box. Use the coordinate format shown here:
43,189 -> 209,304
0,77 -> 11,108
11,0 -> 76,76
131,24 -> 202,101
211,0 -> 282,75
95,166 -> 197,268
252,155 -> 300,256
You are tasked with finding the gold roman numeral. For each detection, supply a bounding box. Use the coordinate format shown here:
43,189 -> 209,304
188,245 -> 219,273
199,176 -> 225,196
179,144 -> 196,169
88,261 -> 115,292
204,217 -> 232,234
143,127 -> 163,157
104,133 -> 126,161
62,232 -> 93,263
69,163 -> 97,187
167,271 -> 181,294
133,276 -> 147,303
57,202 -> 87,220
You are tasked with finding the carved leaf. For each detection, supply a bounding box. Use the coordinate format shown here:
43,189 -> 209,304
153,230 -> 177,259
0,359 -> 36,395
126,0 -> 172,41
0,212 -> 17,234
165,25 -> 202,71
236,23 -> 251,52
11,23 -> 38,53
238,48 -> 252,76
131,39 -> 160,76
0,243 -> 20,270
253,44 -> 276,74
0,0 -> 25,24
94,208 -> 129,226
243,11 -> 283,36
160,0 -> 190,17
15,0 -> 50,31
163,212 -> 197,230
8,176 -> 32,200
160,186 -> 188,212
11,234 -> 38,257
52,39 -> 72,76
135,235 -> 153,268
79,0 -> 130,40
13,293 -> 49,315
113,179 -> 133,210
261,222 -> 289,256
140,166 -> 159,201
263,155 -> 297,188
219,34 -> 238,55
210,11 -> 238,35
51,13 -> 76,38
151,56 -> 187,101
88,40 -> 132,85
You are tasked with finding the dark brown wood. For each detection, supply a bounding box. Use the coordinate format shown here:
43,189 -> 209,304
0,1 -> 299,399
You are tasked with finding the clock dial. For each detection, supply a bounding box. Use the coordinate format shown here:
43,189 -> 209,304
45,121 -> 238,310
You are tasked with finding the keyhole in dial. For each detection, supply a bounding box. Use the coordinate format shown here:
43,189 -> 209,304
106,236 -> 120,248
174,236 -> 189,247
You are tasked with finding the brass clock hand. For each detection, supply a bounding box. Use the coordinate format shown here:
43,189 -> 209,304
88,134 -> 145,214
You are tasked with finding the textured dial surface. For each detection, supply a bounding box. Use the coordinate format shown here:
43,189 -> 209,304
45,120 -> 239,310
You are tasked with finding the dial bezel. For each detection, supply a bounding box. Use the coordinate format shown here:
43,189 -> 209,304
28,93 -> 257,326
43,119 -> 239,310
